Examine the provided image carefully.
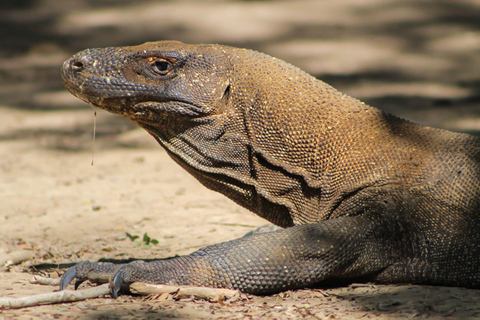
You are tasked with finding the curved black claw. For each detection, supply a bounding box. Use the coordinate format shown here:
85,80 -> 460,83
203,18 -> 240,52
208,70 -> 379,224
59,266 -> 85,290
111,271 -> 124,299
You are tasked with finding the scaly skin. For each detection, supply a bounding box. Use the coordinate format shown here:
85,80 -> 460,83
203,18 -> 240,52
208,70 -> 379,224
60,41 -> 480,297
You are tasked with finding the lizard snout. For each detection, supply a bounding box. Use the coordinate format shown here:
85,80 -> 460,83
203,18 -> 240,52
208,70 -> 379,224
61,57 -> 87,79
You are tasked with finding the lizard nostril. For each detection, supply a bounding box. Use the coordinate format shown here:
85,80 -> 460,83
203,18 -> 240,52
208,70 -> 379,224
71,60 -> 85,72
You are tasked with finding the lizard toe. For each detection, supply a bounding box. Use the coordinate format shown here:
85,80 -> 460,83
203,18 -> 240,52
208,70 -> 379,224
59,265 -> 79,290
111,268 -> 127,298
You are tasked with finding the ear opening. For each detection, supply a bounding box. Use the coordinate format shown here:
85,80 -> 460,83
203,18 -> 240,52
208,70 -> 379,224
216,84 -> 231,114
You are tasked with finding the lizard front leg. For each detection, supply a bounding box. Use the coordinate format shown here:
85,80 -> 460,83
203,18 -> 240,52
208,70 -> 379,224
60,213 -> 388,297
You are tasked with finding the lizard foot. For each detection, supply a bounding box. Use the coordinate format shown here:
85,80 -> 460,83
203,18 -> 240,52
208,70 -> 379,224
59,260 -> 164,298
59,261 -> 123,296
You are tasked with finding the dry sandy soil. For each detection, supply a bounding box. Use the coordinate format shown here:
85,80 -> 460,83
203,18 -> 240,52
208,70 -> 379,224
1,0 -> 480,319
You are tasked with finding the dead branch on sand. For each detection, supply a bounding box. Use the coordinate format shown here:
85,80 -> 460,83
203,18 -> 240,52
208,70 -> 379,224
0,284 -> 110,309
0,280 -> 240,309
129,283 -> 240,302
30,276 -> 60,286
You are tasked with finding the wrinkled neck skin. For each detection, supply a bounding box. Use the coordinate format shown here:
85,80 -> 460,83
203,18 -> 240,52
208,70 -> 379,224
137,105 -> 253,184
130,78 -> 274,225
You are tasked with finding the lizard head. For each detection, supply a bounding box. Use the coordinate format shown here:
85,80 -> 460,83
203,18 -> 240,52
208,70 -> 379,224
61,41 -> 232,126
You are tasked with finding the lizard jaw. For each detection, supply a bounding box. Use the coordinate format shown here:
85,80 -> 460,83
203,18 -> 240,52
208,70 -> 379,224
61,56 -> 160,117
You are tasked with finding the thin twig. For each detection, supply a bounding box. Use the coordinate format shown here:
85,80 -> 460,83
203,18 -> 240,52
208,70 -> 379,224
30,276 -> 61,286
129,283 -> 239,302
0,284 -> 110,309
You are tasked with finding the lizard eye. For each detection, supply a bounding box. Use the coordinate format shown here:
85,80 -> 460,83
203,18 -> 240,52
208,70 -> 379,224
151,60 -> 172,76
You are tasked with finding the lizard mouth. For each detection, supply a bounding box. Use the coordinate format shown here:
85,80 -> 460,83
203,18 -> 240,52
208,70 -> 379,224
63,75 -> 170,118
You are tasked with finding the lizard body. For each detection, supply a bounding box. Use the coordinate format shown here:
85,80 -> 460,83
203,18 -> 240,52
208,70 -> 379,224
60,41 -> 480,296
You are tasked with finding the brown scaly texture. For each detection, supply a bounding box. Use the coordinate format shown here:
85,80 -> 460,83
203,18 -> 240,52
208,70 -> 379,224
59,41 -> 480,296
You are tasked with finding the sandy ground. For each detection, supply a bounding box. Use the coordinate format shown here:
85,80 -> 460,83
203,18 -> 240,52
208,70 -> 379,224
1,0 -> 480,319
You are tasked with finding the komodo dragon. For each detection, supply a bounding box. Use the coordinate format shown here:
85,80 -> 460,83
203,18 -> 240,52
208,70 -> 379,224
59,41 -> 480,297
